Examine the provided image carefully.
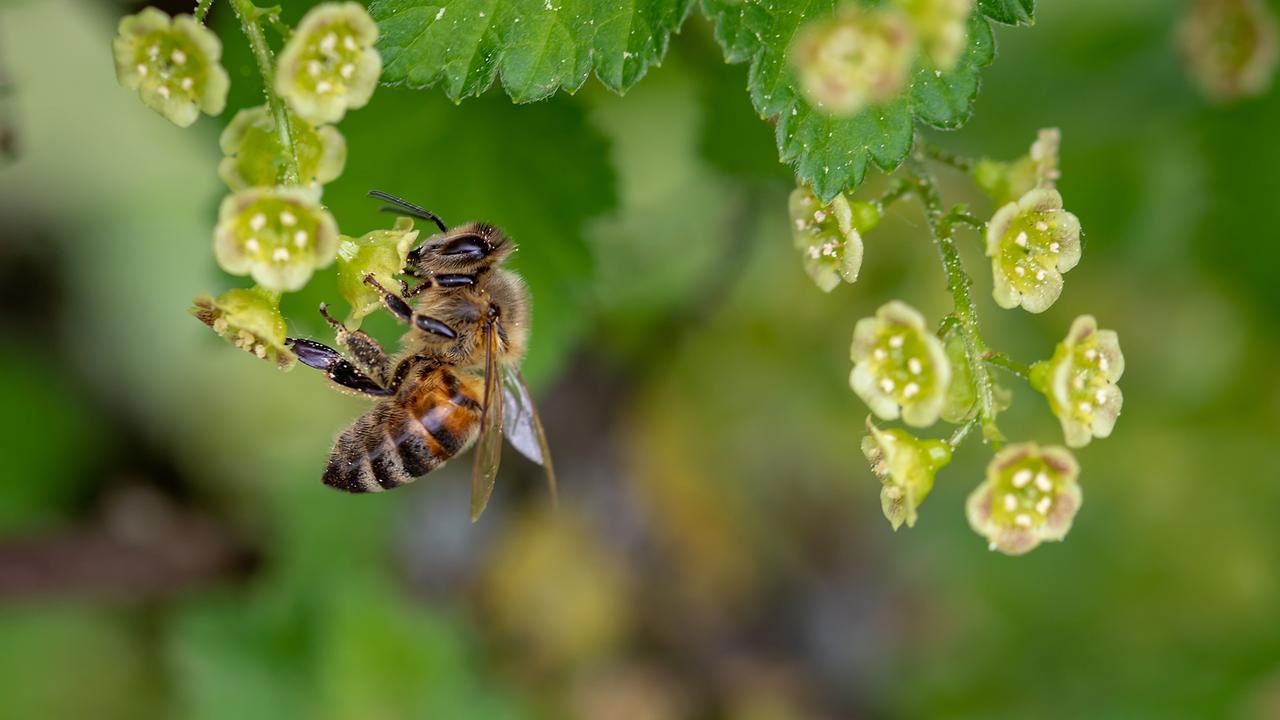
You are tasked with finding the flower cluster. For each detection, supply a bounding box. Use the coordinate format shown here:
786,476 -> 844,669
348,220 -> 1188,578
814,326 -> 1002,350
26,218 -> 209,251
1031,315 -> 1125,447
214,187 -> 340,292
789,0 -> 973,116
788,185 -> 876,292
112,8 -> 229,127
850,301 -> 951,427
966,443 -> 1082,555
276,2 -> 382,124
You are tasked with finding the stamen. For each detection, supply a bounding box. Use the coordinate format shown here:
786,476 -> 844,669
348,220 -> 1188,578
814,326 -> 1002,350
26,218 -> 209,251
1012,469 -> 1032,488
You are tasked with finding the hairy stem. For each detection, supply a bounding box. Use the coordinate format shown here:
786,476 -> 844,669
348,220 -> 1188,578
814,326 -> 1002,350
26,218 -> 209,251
908,163 -> 1003,446
230,0 -> 299,186
920,138 -> 977,173
984,351 -> 1032,380
947,415 -> 981,448
874,179 -> 915,214
194,0 -> 215,23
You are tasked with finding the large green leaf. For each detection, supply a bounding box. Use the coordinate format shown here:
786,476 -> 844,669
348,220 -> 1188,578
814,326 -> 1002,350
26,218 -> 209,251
702,1 -> 1000,200
372,0 -> 695,102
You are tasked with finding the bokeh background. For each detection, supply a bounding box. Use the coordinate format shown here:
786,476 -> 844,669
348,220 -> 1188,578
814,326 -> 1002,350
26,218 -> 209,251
2,0 -> 1279,717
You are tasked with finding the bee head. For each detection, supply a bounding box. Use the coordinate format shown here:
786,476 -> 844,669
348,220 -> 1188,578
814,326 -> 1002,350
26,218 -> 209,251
406,222 -> 513,275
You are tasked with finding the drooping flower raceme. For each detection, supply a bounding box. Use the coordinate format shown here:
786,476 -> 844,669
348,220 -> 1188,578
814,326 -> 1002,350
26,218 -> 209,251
336,217 -> 420,328
894,0 -> 973,71
112,8 -> 229,127
1031,315 -> 1125,448
966,443 -> 1081,555
850,301 -> 951,426
790,6 -> 916,116
213,187 -> 339,292
191,287 -> 294,368
275,2 -> 382,124
789,185 -> 875,292
986,188 -> 1081,313
862,420 -> 952,530
218,105 -> 347,191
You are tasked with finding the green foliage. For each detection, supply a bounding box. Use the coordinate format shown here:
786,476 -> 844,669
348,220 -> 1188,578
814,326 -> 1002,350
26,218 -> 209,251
977,0 -> 1035,26
702,1 -> 996,200
371,0 -> 695,102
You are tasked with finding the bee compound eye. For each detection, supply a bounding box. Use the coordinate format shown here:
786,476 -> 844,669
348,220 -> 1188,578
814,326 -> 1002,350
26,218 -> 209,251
439,235 -> 487,258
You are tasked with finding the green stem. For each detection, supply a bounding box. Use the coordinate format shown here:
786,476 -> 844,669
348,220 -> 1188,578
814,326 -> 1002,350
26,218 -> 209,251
946,209 -> 987,233
920,139 -> 977,173
874,179 -> 915,214
984,351 -> 1032,380
947,415 -> 981,448
907,163 -> 1004,447
194,0 -> 215,23
230,0 -> 299,186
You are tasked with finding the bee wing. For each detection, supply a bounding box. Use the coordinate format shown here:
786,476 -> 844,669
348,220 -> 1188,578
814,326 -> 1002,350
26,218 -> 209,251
501,366 -> 558,508
470,321 -> 504,521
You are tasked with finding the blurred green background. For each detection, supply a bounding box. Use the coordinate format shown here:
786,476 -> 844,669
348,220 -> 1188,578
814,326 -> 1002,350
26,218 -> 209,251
2,0 -> 1279,718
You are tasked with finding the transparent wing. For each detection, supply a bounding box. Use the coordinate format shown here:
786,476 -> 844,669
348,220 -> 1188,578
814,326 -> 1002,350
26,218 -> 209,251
470,322 -> 504,521
501,366 -> 558,508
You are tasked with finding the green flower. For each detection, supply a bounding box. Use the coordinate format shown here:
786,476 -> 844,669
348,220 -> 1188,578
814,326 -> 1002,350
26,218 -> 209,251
894,0 -> 973,71
850,301 -> 951,426
191,287 -> 294,368
862,420 -> 952,530
966,443 -> 1081,555
275,2 -> 382,124
218,105 -> 347,191
336,217 -> 420,327
1031,315 -> 1125,448
986,188 -> 1082,313
790,6 -> 917,116
789,185 -> 874,292
112,8 -> 229,127
213,187 -> 339,292
1177,0 -> 1278,102
973,128 -> 1061,207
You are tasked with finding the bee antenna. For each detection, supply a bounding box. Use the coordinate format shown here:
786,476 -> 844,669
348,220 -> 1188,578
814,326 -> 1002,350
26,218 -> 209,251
367,190 -> 448,233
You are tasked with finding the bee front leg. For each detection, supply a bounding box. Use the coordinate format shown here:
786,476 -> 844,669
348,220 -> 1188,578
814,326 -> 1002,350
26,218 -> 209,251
363,275 -> 459,339
285,337 -> 393,397
318,303 -> 393,385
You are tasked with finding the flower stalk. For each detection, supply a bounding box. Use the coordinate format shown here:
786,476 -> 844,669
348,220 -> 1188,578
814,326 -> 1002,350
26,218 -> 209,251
230,0 -> 300,185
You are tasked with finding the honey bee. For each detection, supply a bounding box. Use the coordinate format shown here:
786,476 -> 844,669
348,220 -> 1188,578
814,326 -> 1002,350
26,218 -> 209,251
286,191 -> 555,520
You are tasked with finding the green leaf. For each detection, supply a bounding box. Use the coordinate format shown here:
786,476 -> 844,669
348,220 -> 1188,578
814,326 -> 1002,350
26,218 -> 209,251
371,0 -> 695,103
978,0 -> 1035,26
703,1 -> 999,201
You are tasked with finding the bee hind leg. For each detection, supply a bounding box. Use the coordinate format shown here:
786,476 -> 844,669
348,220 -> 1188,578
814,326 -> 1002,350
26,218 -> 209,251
286,337 -> 393,397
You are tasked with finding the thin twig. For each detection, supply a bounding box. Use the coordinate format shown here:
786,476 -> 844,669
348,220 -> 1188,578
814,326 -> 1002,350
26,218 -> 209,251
231,0 -> 300,185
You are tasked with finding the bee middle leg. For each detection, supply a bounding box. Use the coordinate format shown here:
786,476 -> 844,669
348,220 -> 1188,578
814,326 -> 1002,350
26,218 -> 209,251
286,337 -> 394,396
317,303 -> 392,384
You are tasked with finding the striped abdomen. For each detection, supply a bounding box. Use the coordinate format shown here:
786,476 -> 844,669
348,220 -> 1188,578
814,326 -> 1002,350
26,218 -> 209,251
323,367 -> 484,493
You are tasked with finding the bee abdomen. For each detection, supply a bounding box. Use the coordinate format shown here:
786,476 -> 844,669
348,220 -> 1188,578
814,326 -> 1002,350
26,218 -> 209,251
323,406 -> 443,493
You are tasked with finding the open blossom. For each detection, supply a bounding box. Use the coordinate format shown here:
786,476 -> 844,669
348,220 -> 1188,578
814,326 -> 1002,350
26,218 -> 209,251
218,105 -> 347,191
986,188 -> 1081,313
213,187 -> 339,292
275,2 -> 382,124
191,287 -> 294,368
1178,0 -> 1278,102
336,217 -> 420,327
112,8 -> 229,127
1031,315 -> 1125,448
894,0 -> 973,71
862,420 -> 952,530
850,301 -> 951,427
788,186 -> 869,292
966,443 -> 1082,555
790,6 -> 916,116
